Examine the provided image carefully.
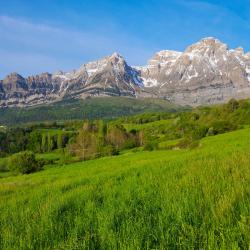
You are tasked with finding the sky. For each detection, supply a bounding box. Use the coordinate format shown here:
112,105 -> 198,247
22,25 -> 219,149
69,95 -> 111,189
1,0 -> 250,78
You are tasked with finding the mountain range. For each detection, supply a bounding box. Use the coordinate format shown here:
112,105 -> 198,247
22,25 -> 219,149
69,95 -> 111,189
1,37 -> 250,107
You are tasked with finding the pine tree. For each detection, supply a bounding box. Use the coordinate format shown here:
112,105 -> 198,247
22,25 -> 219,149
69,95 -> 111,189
41,134 -> 48,152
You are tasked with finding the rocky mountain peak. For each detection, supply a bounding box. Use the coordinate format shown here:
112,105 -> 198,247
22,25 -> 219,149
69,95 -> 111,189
110,52 -> 123,59
148,50 -> 182,66
108,52 -> 127,67
139,37 -> 250,106
191,37 -> 227,50
2,72 -> 28,94
185,37 -> 228,57
235,47 -> 244,55
1,37 -> 250,107
3,72 -> 25,82
200,37 -> 223,44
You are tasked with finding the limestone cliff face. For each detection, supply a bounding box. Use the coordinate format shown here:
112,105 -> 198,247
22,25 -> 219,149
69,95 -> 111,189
1,37 -> 250,107
138,38 -> 250,105
0,53 -> 142,106
135,50 -> 182,87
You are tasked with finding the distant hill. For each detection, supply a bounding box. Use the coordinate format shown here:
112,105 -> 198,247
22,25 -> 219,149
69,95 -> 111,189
0,97 -> 185,125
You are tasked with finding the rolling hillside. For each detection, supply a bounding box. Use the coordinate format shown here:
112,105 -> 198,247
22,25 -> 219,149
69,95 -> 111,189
0,128 -> 250,249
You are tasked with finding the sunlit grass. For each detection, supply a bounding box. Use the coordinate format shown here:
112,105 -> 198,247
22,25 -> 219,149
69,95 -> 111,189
0,128 -> 250,249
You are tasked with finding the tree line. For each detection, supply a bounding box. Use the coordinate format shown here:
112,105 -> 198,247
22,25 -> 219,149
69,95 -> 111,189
1,98 -> 250,174
0,127 -> 74,157
68,120 -> 145,160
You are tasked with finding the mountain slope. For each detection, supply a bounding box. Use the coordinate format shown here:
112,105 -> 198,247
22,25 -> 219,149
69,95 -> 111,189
139,38 -> 250,105
0,53 -> 142,107
1,37 -> 250,107
0,97 -> 183,125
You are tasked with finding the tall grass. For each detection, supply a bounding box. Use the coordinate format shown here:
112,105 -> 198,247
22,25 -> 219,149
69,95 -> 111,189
0,129 -> 250,249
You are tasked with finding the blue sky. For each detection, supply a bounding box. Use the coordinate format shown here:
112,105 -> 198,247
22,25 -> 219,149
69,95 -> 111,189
1,0 -> 250,78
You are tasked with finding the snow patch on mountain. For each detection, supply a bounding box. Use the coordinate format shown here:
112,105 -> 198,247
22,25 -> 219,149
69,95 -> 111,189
141,77 -> 158,87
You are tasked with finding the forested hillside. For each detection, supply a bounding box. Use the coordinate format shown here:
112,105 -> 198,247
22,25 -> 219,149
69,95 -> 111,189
0,97 -> 183,125
0,98 -> 249,171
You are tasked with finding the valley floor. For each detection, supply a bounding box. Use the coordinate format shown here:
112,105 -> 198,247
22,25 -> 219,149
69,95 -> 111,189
0,128 -> 250,249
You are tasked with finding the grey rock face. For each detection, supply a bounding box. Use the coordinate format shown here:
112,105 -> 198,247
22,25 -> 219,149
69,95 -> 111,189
139,37 -> 250,105
0,53 -> 142,106
135,50 -> 182,87
2,73 -> 28,92
79,53 -> 141,97
1,37 -> 250,107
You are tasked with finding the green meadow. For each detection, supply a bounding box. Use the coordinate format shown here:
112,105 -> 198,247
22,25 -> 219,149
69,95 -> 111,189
0,128 -> 250,249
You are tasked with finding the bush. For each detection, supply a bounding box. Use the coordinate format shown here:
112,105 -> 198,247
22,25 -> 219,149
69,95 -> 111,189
210,120 -> 237,135
225,98 -> 239,112
8,151 -> 44,174
0,158 -> 8,172
191,126 -> 208,140
101,145 -> 119,156
144,141 -> 158,151
122,138 -> 137,150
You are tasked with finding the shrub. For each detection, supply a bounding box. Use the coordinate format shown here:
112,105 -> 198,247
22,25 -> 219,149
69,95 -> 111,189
8,151 -> 44,174
210,120 -> 237,135
0,158 -> 8,172
101,145 -> 119,156
191,126 -> 208,140
225,98 -> 239,112
144,141 -> 158,151
122,138 -> 137,150
129,129 -> 137,135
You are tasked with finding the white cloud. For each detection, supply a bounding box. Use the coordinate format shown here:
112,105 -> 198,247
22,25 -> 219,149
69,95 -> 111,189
0,15 -> 153,78
0,15 -> 114,57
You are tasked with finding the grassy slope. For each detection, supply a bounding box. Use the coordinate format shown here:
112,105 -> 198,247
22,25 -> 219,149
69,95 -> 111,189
0,97 -> 184,125
123,119 -> 174,131
0,129 -> 250,249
